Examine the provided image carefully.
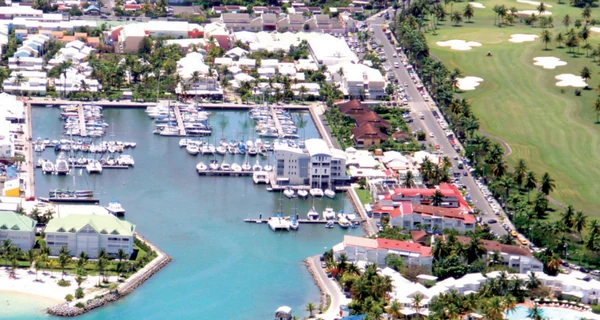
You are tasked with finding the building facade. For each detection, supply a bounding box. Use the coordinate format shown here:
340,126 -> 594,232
45,214 -> 135,258
0,211 -> 36,251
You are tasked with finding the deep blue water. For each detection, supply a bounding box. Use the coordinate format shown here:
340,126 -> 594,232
6,106 -> 362,320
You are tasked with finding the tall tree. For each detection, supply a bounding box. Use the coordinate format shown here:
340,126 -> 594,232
561,205 -> 575,230
540,29 -> 552,50
463,4 -> 474,22
593,98 -> 600,123
514,159 -> 528,186
540,172 -> 556,195
451,11 -> 463,26
563,14 -> 571,28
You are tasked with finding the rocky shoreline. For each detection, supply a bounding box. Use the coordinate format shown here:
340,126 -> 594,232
304,257 -> 329,311
47,234 -> 172,317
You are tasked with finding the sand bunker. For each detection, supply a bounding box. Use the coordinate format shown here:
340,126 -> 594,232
517,0 -> 552,7
533,57 -> 567,69
590,27 -> 600,33
517,10 -> 552,16
436,40 -> 482,51
509,34 -> 539,43
469,2 -> 486,8
457,76 -> 484,90
555,74 -> 587,88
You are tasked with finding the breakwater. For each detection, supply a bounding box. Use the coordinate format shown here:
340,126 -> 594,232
304,257 -> 329,312
47,234 -> 172,317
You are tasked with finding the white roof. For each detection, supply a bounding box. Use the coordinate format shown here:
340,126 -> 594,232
328,62 -> 384,83
275,306 -> 292,314
226,47 -> 248,57
305,138 -> 331,157
214,57 -> 233,66
234,73 -> 255,83
308,34 -> 358,65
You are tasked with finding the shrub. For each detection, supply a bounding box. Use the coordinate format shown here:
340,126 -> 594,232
75,287 -> 85,299
592,305 -> 600,314
65,294 -> 74,302
58,280 -> 71,287
575,89 -> 582,96
75,302 -> 85,308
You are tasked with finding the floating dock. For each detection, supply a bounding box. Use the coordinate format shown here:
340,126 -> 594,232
172,105 -> 186,136
197,170 -> 254,176
244,218 -> 363,224
269,104 -> 283,134
36,164 -> 130,170
77,102 -> 87,137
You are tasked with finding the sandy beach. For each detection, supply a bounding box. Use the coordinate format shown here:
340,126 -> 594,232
0,265 -> 116,303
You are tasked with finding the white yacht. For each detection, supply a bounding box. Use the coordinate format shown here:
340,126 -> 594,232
186,142 -> 199,155
231,163 -> 242,172
106,201 -> 126,217
42,160 -> 54,174
268,216 -> 291,231
297,189 -> 309,199
86,160 -> 103,174
221,161 -> 231,171
117,155 -> 135,166
209,159 -> 220,170
324,188 -> 336,199
252,160 -> 262,171
252,171 -> 270,184
216,146 -> 227,155
283,188 -> 295,199
307,207 -> 319,220
54,153 -> 69,175
310,188 -> 324,197
323,207 -> 336,220
338,215 -> 350,229
196,161 -> 207,172
263,164 -> 273,172
179,138 -> 191,147
241,161 -> 251,171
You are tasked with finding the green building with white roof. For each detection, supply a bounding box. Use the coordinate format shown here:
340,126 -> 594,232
45,214 -> 136,258
0,211 -> 36,251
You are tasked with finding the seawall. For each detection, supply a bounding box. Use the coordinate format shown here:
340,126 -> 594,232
304,257 -> 329,312
47,233 -> 172,317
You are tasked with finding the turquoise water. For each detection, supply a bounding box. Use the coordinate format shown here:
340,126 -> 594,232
0,292 -> 54,319
505,305 -> 591,320
18,107 -> 363,319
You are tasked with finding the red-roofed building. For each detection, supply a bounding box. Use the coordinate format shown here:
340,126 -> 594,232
379,200 -> 475,234
380,183 -> 471,212
333,235 -> 433,269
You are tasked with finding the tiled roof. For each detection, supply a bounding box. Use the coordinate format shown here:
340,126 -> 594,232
376,238 -> 432,257
351,123 -> 389,140
456,236 -> 532,257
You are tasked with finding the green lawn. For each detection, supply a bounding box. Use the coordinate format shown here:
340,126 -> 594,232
424,0 -> 600,215
355,188 -> 372,205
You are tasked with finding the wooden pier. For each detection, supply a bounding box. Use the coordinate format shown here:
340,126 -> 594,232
172,105 -> 186,136
244,218 -> 364,224
77,102 -> 87,137
36,164 -> 130,169
268,103 -> 284,135
197,170 -> 253,176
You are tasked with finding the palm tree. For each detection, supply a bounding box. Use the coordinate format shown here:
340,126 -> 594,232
96,258 -> 106,286
582,4 -> 591,21
580,66 -> 592,83
412,292 -> 424,317
514,159 -> 528,186
305,302 -> 316,317
26,249 -> 37,271
537,2 -> 546,15
561,205 -> 575,229
525,171 -> 537,197
540,172 -> 555,195
47,259 -> 58,278
12,73 -> 26,96
463,237 -> 487,264
34,256 -> 44,281
540,30 -> 552,50
402,170 -> 415,188
451,11 -> 463,26
463,4 -> 474,22
298,85 -> 308,102
58,253 -> 71,280
588,219 -> 600,235
555,32 -> 564,48
430,189 -> 444,206
527,302 -> 544,320
2,239 -> 13,265
526,271 -> 541,290
484,296 -> 505,319
573,211 -> 588,236
563,14 -> 571,28
388,300 -> 402,320
593,98 -> 600,123
487,250 -> 503,266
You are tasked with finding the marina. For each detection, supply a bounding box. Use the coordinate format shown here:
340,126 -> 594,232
20,106 -> 363,320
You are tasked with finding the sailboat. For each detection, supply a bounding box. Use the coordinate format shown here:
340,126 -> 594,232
307,196 -> 319,220
297,189 -> 309,199
324,187 -> 336,199
283,187 -> 296,199
252,159 -> 262,171
290,199 -> 299,230
196,161 -> 207,173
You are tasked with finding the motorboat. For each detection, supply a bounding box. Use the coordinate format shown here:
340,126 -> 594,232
324,188 -> 336,199
86,160 -> 103,174
196,161 -> 207,172
106,200 -> 126,217
42,160 -> 54,174
117,155 -> 135,166
310,188 -> 324,197
252,171 -> 269,184
283,188 -> 296,199
54,153 -> 69,175
179,138 -> 191,147
231,163 -> 242,172
263,164 -> 273,172
297,189 -> 309,199
325,220 -> 335,229
209,159 -> 220,170
290,217 -> 299,230
252,160 -> 262,171
106,155 -> 117,166
248,147 -> 258,156
77,156 -> 88,165
338,215 -> 350,229
307,207 -> 319,220
220,161 -> 231,171
241,161 -> 251,171
323,207 -> 336,220
186,142 -> 199,155
216,145 -> 227,155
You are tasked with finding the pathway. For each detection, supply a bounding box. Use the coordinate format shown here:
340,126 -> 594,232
24,102 -> 35,197
172,105 -> 186,136
77,102 -> 87,137
308,255 -> 349,320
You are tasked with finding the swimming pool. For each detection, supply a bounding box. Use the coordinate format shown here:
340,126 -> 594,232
505,306 -> 592,320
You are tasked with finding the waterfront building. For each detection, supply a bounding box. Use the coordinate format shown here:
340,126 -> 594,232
0,211 -> 36,251
0,119 -> 14,157
333,235 -> 433,269
175,52 -> 223,98
2,70 -> 47,95
274,138 -> 349,188
328,64 -> 386,100
308,34 -> 358,66
45,214 -> 135,258
383,203 -> 476,234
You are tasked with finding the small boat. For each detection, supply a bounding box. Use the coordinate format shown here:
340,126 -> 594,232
54,153 -> 69,175
307,207 -> 319,220
283,188 -> 296,199
310,188 -> 324,197
323,207 -> 336,220
231,163 -> 242,172
186,142 -> 199,155
106,155 -> 117,166
117,155 -> 135,166
252,160 -> 262,171
86,160 -> 103,174
196,161 -> 207,172
248,147 -> 258,156
209,159 -> 220,170
290,217 -> 299,230
130,142 -> 137,148
77,156 -> 88,165
179,138 -> 190,147
241,161 -> 251,171
324,188 -> 336,199
216,146 -> 227,155
106,201 -> 126,217
42,160 -> 54,174
252,171 -> 269,184
263,164 -> 273,172
338,215 -> 350,229
297,190 -> 309,199
325,220 -> 334,229
221,161 -> 231,171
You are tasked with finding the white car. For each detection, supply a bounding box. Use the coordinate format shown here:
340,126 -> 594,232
394,62 -> 399,68
429,132 -> 434,138
404,82 -> 408,87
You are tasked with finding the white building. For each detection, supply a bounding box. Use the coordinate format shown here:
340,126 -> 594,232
274,138 -> 349,188
8,56 -> 43,71
0,211 -> 36,251
45,213 -> 136,258
0,120 -> 14,157
175,52 -> 223,97
328,62 -> 386,99
3,70 -> 47,95
308,34 -> 358,66
0,6 -> 43,19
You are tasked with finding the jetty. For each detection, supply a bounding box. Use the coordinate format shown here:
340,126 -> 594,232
197,170 -> 253,176
269,103 -> 284,135
172,104 -> 186,136
77,102 -> 87,137
244,218 -> 364,224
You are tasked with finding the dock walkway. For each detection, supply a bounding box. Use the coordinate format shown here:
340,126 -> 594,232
269,104 -> 283,135
77,103 -> 87,137
172,105 -> 186,136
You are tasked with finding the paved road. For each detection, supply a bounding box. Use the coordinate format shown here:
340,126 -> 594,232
309,255 -> 349,320
368,18 -> 509,237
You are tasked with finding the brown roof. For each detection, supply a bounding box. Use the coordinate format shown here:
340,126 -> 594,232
87,37 -> 100,44
59,36 -> 76,43
74,32 -> 88,39
456,236 -> 533,257
338,99 -> 368,115
351,123 -> 389,140
353,112 -> 389,128
393,131 -> 410,140
412,205 -> 475,223
410,230 -> 428,243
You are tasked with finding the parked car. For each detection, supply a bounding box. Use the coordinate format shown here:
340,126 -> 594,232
487,219 -> 497,224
